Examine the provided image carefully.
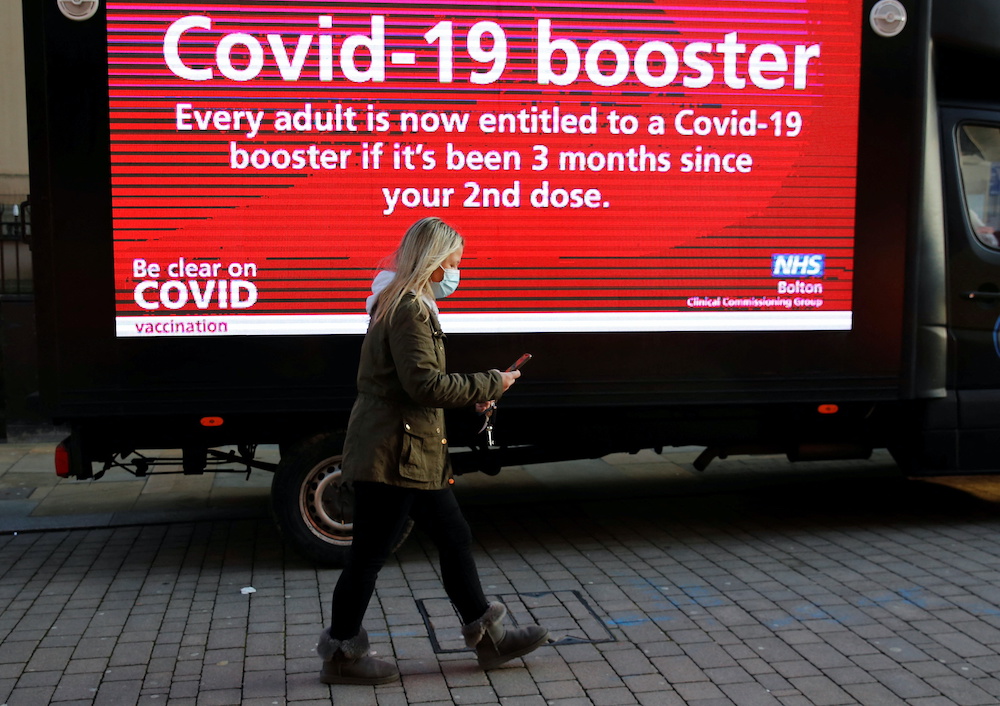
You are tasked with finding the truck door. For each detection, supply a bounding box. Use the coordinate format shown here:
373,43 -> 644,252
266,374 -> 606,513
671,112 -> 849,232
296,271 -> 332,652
942,111 -> 1000,468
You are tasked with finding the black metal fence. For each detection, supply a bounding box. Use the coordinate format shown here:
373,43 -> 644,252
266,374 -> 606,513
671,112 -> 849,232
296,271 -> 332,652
0,200 -> 32,299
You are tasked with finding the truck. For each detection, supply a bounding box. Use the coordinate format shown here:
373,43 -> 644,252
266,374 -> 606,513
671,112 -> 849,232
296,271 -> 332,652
19,0 -> 1000,564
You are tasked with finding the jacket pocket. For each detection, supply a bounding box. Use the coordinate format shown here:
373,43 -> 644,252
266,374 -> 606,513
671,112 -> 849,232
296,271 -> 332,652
399,419 -> 444,481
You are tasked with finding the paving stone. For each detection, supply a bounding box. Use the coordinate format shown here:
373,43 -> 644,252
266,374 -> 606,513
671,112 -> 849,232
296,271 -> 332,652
569,659 -> 625,690
773,659 -> 821,679
193,687 -> 243,705
14,669 -> 60,688
240,668 -> 286,697
603,647 -> 656,677
537,678 -> 586,700
497,697 -> 546,706
683,642 -> 739,669
402,671 -> 452,702
924,674 -> 997,705
449,684 -> 499,703
702,665 -> 754,685
636,690 -> 686,706
4,684 -> 56,704
842,681 -> 909,705
718,681 -> 784,706
199,661 -> 243,691
104,664 -> 148,682
672,678 -> 728,702
788,674 -> 857,705
24,645 -> 73,672
754,671 -> 794,693
92,677 -> 143,705
586,685 -> 641,705
488,667 -> 540,696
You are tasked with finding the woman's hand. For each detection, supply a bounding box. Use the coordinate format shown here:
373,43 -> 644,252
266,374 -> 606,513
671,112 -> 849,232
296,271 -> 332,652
499,369 -> 521,392
480,370 -> 519,409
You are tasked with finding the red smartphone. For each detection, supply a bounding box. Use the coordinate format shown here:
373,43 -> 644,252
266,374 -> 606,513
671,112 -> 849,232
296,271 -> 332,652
507,353 -> 533,372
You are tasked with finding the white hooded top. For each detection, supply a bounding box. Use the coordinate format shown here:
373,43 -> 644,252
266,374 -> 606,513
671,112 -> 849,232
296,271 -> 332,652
365,270 -> 439,315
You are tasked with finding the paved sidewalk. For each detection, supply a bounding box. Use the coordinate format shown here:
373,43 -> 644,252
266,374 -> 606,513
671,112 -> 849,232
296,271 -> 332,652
4,443 -> 1000,705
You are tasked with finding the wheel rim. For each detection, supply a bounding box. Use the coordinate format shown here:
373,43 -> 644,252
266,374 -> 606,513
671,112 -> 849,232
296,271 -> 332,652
298,455 -> 354,546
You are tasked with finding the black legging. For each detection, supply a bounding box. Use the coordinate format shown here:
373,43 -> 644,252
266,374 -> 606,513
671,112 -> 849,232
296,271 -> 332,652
330,481 -> 490,640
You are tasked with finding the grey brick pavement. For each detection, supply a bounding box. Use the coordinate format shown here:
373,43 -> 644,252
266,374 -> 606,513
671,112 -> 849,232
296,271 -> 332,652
3,452 -> 1000,704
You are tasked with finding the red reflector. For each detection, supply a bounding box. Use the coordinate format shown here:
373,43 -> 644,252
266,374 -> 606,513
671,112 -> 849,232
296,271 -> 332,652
200,416 -> 224,427
55,442 -> 71,478
817,404 -> 839,415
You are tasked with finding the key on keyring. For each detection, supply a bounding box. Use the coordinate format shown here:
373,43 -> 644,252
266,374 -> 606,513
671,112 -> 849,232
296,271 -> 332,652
486,423 -> 495,447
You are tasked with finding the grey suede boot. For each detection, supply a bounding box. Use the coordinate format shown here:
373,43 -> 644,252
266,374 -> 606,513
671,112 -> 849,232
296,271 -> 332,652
461,602 -> 549,670
316,627 -> 400,685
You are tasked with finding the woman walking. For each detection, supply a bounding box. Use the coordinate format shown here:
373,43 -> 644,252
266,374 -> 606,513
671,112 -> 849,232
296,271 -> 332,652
317,216 -> 549,685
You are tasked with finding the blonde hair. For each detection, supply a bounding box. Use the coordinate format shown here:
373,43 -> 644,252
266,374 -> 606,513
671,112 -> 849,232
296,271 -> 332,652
372,217 -> 464,324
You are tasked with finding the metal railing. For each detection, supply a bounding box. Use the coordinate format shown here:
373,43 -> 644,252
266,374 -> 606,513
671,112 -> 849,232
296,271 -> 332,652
0,200 -> 32,299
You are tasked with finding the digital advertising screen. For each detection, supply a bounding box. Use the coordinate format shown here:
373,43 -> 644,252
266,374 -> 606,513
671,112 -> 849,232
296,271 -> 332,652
108,0 -> 862,337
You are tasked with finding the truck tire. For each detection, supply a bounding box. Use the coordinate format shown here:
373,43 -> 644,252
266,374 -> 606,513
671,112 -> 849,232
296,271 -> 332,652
270,431 -> 413,566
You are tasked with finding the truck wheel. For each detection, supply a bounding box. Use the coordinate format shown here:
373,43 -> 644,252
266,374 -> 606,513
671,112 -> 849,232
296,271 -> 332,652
270,431 -> 412,566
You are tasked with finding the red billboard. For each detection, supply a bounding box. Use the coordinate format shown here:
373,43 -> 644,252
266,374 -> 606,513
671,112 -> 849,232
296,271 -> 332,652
108,0 -> 861,337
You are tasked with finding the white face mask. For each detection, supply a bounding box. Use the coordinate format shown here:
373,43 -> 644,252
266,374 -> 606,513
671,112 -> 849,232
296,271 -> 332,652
431,268 -> 460,299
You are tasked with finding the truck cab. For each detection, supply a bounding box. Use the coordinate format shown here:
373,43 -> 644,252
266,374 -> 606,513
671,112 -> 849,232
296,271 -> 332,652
920,1 -> 1000,470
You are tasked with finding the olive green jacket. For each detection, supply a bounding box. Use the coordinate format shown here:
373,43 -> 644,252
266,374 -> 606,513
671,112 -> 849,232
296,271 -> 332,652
341,294 -> 504,489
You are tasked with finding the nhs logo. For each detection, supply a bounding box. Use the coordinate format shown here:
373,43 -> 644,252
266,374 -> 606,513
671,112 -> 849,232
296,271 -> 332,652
771,254 -> 825,277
